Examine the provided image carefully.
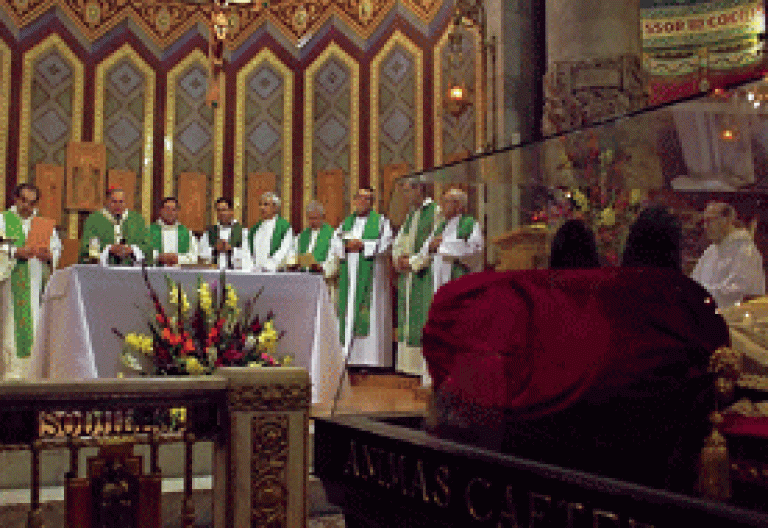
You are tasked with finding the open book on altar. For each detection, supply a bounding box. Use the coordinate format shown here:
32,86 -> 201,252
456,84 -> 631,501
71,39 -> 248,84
25,216 -> 55,250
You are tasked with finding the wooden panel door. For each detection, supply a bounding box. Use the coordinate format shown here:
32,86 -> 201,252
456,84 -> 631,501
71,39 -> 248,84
177,172 -> 207,233
107,169 -> 138,213
247,172 -> 277,226
316,169 -> 344,228
66,142 -> 106,211
380,163 -> 409,223
35,164 -> 65,226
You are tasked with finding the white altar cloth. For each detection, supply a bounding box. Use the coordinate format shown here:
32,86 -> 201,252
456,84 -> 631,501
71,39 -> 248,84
29,265 -> 344,405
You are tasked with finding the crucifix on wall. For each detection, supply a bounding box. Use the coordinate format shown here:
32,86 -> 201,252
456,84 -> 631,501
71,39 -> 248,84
206,0 -> 230,107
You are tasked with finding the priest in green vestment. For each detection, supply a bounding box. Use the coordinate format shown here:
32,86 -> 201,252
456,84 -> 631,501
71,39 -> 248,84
78,187 -> 150,266
330,188 -> 393,367
428,188 -> 484,291
287,201 -> 334,273
248,192 -> 293,272
392,177 -> 440,384
198,197 -> 251,270
149,197 -> 198,267
0,183 -> 61,379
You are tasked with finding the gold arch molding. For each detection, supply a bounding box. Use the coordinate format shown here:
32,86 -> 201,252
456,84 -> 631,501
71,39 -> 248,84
0,40 -> 11,209
19,34 -> 85,239
432,24 -> 483,167
303,43 -> 360,225
370,31 -> 424,193
94,44 -> 155,223
235,49 -> 293,222
164,49 -> 225,224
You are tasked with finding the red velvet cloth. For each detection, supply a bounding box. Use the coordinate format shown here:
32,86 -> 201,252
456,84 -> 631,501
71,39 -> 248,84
423,268 -> 730,420
722,414 -> 768,440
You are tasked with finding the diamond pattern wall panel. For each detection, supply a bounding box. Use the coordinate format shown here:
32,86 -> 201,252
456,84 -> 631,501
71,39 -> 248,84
378,44 -> 416,168
243,63 -> 285,223
29,49 -> 75,177
103,56 -> 147,210
313,58 -> 352,215
174,64 -> 215,195
441,27 -> 477,159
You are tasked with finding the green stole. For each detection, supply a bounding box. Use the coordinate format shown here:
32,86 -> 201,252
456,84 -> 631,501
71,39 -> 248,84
207,223 -> 243,248
149,223 -> 191,254
338,210 -> 382,343
79,210 -> 149,265
297,223 -> 333,266
248,216 -> 290,257
396,201 -> 437,347
434,214 -> 476,280
3,212 -> 32,358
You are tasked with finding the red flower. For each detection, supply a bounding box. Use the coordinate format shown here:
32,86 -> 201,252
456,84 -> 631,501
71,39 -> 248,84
183,339 -> 196,354
162,327 -> 182,346
156,314 -> 166,326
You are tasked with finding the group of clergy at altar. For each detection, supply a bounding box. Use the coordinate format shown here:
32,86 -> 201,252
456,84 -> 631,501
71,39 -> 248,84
0,179 -> 484,384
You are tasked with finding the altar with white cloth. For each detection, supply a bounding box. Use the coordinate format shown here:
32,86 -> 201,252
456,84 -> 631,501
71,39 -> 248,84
29,265 -> 344,405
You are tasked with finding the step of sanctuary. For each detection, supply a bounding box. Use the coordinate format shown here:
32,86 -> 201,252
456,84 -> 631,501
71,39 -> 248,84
0,476 -> 346,528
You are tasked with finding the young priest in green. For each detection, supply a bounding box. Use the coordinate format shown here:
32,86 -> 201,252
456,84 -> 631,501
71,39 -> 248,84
248,192 -> 293,272
78,187 -> 151,266
149,197 -> 198,267
0,183 -> 61,379
198,197 -> 251,270
332,187 -> 393,367
288,200 -> 334,273
392,177 -> 440,385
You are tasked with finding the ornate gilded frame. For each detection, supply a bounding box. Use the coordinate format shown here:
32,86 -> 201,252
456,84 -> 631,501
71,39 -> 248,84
235,49 -> 293,222
94,44 -> 155,223
165,50 -> 225,224
432,24 -> 483,166
370,31 -> 424,194
303,43 -> 360,225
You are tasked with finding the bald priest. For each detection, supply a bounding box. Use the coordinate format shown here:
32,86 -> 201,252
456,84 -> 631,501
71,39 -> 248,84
78,187 -> 151,266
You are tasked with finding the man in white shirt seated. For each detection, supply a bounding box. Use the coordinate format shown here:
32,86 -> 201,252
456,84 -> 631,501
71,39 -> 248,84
428,188 -> 484,291
149,197 -> 198,267
198,197 -> 251,270
248,192 -> 293,273
691,201 -> 765,309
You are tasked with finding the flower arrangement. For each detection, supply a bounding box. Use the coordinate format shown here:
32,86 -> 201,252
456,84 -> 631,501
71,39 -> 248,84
113,266 -> 289,376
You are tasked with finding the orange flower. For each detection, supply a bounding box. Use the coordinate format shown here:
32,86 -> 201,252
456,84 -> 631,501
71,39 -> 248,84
162,327 -> 183,346
156,314 -> 166,325
183,339 -> 196,353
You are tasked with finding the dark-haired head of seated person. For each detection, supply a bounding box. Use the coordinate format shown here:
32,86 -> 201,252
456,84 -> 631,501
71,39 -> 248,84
621,205 -> 682,271
549,219 -> 600,269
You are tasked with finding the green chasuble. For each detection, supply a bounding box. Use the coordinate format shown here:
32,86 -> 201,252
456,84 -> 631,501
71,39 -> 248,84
248,216 -> 291,256
297,223 -> 333,268
207,223 -> 243,248
149,223 -> 191,254
434,214 -> 477,281
3,211 -> 32,358
338,211 -> 381,344
397,201 -> 437,347
79,210 -> 151,265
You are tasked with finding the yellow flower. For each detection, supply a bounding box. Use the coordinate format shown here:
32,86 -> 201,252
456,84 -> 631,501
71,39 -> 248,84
598,207 -> 616,227
185,357 -> 206,375
281,356 -> 292,366
170,407 -> 186,423
225,285 -> 238,310
247,361 -> 264,368
572,189 -> 589,210
629,188 -> 644,206
126,333 -> 153,354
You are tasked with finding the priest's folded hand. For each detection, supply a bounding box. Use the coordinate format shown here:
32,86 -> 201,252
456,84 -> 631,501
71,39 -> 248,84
14,247 -> 36,260
345,239 -> 364,252
215,240 -> 232,252
110,244 -> 133,258
34,247 -> 52,262
429,235 -> 442,253
395,255 -> 411,272
158,253 -> 178,266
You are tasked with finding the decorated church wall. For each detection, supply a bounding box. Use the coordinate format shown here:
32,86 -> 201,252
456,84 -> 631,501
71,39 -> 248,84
0,0 -> 483,239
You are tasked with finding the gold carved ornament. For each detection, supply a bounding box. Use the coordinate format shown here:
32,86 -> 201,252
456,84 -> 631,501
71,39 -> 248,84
251,414 -> 289,527
227,384 -> 311,412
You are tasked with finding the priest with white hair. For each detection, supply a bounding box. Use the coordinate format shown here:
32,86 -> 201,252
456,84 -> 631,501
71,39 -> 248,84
248,192 -> 293,272
691,201 -> 765,309
428,188 -> 484,291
